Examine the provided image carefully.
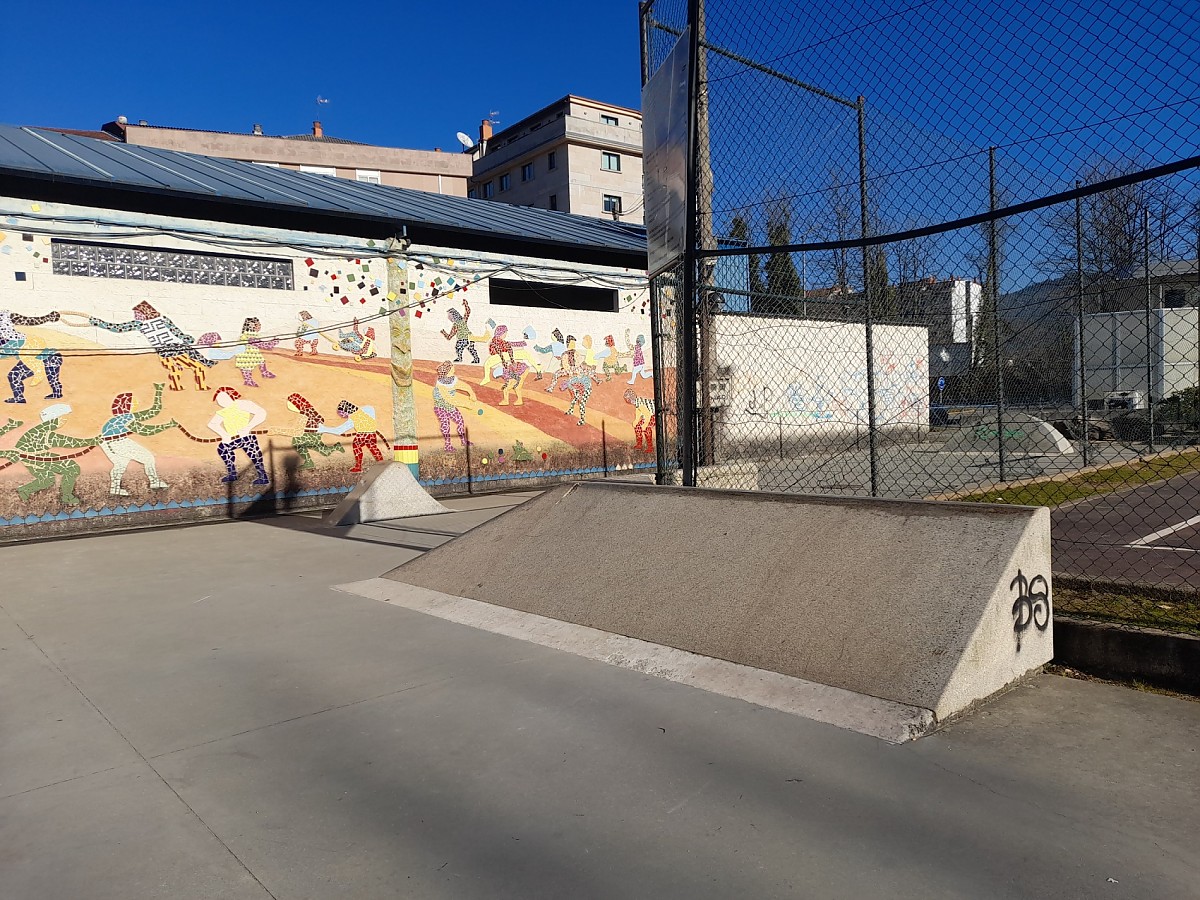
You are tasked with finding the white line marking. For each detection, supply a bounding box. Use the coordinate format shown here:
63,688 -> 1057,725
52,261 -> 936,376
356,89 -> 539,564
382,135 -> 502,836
1128,513 -> 1200,548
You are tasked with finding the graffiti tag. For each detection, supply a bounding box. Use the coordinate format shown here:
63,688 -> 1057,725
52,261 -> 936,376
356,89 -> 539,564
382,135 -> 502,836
1010,569 -> 1050,650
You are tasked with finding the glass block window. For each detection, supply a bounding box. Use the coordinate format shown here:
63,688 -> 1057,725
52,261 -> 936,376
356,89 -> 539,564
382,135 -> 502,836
51,240 -> 294,290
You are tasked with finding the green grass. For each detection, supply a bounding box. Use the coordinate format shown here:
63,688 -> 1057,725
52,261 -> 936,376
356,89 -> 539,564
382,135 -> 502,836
1055,579 -> 1200,635
955,449 -> 1200,507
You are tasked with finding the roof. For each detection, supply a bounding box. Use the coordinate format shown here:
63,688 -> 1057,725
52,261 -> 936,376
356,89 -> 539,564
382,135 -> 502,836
278,134 -> 368,145
0,125 -> 647,266
33,127 -> 118,142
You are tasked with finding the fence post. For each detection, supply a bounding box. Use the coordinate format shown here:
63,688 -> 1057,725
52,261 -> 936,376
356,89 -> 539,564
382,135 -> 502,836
1144,208 -> 1155,454
649,278 -> 669,483
989,147 -> 1007,482
1075,184 -> 1089,466
858,95 -> 879,496
679,0 -> 702,487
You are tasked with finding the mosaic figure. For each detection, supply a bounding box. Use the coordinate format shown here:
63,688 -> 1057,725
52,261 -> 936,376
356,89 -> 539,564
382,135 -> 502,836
295,311 -> 320,356
207,387 -> 269,485
431,361 -> 476,452
481,325 -> 541,385
233,317 -> 279,386
440,299 -> 482,364
1,309 -> 64,404
195,331 -> 245,363
487,325 -> 533,405
561,364 -> 602,426
602,334 -> 629,381
510,440 -> 534,462
624,389 -> 656,453
336,318 -> 378,360
0,403 -> 98,504
99,384 -> 176,495
285,393 -> 344,470
89,302 -> 215,391
544,332 -> 578,393
626,331 -> 652,384
319,400 -> 384,473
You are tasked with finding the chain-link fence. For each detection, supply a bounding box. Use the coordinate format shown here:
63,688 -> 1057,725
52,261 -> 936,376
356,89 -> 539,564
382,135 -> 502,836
642,0 -> 1200,634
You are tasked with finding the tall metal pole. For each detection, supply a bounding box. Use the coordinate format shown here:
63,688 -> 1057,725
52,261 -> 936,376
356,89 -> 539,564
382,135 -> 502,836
858,96 -> 878,496
1144,208 -> 1155,454
990,147 -> 1007,481
680,0 -> 701,486
695,0 -> 716,468
639,2 -> 651,86
1075,184 -> 1090,466
649,279 -> 669,483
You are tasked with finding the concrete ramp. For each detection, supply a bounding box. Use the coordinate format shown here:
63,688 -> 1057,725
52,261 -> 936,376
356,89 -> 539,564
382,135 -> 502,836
375,482 -> 1053,733
325,463 -> 449,525
943,412 -> 1075,457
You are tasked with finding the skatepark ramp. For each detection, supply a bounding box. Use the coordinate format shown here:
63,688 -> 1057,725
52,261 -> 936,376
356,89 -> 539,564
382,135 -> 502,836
364,482 -> 1052,738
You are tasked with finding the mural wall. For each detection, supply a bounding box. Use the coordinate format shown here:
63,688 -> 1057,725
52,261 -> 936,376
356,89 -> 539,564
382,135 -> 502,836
402,249 -> 656,490
0,199 -> 653,536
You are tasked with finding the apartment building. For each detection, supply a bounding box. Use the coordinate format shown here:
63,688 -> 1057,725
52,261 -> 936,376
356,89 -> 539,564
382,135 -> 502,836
73,117 -> 473,196
468,96 -> 644,224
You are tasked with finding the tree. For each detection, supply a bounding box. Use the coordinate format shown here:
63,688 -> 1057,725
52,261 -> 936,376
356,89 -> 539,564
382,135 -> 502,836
728,215 -> 766,312
764,198 -> 803,314
1044,157 -> 1184,311
821,165 -> 854,295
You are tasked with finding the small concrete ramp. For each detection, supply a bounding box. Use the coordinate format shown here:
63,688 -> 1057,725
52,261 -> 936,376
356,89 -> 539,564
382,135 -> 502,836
325,463 -> 448,526
368,482 -> 1053,738
943,412 -> 1075,457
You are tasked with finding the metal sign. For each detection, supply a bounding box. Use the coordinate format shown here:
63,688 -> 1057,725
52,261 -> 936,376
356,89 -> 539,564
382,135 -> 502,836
937,376 -> 946,392
642,26 -> 691,277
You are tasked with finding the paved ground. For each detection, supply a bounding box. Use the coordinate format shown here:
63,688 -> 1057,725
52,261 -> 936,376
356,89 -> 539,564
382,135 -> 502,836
1053,470 -> 1200,587
2,493 -> 1199,899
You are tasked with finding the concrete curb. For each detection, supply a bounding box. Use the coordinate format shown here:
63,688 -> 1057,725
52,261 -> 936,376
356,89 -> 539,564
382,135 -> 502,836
1054,616 -> 1200,695
335,577 -> 937,743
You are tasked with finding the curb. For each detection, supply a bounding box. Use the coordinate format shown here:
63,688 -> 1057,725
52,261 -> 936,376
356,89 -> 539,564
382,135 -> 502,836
1054,616 -> 1200,695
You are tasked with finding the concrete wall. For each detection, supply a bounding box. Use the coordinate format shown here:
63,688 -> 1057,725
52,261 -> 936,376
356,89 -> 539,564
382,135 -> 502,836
0,197 -> 653,537
123,125 -> 472,196
712,314 -> 929,449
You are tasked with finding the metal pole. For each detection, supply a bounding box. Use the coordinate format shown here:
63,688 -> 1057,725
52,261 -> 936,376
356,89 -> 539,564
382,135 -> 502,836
680,0 -> 701,487
1075,185 -> 1090,466
648,278 -> 669,483
801,250 -> 807,317
1144,208 -> 1155,454
638,2 -> 651,87
990,147 -> 1007,481
858,96 -> 878,496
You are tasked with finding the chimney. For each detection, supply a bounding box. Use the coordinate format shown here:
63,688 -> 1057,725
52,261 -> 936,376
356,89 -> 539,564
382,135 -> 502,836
252,123 -> 263,135
313,120 -> 323,138
479,118 -> 493,143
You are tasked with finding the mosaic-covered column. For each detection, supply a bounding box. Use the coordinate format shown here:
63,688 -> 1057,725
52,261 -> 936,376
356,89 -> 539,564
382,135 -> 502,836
385,242 -> 418,476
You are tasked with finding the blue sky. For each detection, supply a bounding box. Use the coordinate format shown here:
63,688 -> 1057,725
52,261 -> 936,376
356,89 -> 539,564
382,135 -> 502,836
2,1 -> 644,148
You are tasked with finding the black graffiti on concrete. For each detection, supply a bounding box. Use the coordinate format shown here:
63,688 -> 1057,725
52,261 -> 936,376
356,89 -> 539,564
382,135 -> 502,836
1011,569 -> 1051,651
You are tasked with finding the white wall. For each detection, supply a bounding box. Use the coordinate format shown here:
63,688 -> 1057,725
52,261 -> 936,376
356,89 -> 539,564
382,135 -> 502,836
712,315 -> 929,448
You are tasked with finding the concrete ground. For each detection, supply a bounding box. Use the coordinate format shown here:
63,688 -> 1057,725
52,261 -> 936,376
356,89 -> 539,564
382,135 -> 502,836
2,492 -> 1199,899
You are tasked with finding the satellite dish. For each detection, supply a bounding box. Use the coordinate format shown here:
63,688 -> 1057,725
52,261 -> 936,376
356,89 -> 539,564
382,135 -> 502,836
456,132 -> 474,150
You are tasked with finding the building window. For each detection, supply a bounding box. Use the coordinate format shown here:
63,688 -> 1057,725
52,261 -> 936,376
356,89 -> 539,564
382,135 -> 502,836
468,187 -> 478,199
549,194 -> 558,211
548,151 -> 557,170
601,152 -> 621,172
489,278 -> 618,313
298,165 -> 337,177
51,239 -> 294,290
603,195 -> 622,215
521,162 -> 534,182
601,114 -> 619,126
355,169 -> 382,184
499,173 -> 511,192
482,181 -> 495,199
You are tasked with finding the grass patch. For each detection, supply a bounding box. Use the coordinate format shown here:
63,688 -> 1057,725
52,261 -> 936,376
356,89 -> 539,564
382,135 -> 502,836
956,448 -> 1200,507
1055,578 -> 1200,635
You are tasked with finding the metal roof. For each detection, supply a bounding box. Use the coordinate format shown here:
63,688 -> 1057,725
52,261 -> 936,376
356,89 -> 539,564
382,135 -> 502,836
0,125 -> 648,263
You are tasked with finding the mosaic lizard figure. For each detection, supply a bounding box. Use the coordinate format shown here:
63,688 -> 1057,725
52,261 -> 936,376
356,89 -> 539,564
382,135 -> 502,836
89,301 -> 216,391
0,404 -> 98,505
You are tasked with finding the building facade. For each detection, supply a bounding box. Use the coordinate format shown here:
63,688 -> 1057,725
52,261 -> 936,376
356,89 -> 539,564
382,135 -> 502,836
85,118 -> 472,196
469,97 -> 644,224
0,126 -> 652,539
